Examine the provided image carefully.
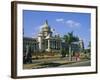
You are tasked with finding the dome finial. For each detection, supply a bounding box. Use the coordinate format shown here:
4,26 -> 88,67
45,20 -> 48,26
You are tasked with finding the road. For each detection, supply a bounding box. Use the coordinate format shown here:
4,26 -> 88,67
59,60 -> 91,67
24,57 -> 91,69
32,57 -> 69,63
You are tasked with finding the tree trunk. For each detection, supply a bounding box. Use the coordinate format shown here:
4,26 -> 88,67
69,45 -> 72,61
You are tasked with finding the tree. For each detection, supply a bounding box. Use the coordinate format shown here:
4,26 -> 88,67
61,49 -> 68,58
24,45 -> 32,64
63,31 -> 79,60
87,41 -> 91,53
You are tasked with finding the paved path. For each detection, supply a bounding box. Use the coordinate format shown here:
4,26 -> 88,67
59,60 -> 91,67
32,57 -> 69,63
24,57 -> 90,69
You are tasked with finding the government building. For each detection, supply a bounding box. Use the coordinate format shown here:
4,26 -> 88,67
23,20 -> 84,55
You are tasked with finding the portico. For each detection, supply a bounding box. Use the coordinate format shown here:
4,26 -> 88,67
37,20 -> 62,52
45,38 -> 61,52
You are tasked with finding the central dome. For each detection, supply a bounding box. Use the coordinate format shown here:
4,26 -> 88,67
42,20 -> 51,32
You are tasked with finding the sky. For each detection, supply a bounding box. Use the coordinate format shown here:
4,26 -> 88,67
23,10 -> 91,49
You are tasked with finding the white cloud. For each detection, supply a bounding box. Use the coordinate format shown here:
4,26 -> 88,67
56,18 -> 64,22
34,25 -> 44,32
31,25 -> 43,37
38,25 -> 44,30
66,20 -> 81,27
56,18 -> 81,28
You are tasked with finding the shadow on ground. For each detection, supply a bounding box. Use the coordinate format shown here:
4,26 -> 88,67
32,62 -> 75,69
40,62 -> 61,67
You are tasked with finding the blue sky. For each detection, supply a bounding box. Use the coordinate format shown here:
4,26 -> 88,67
23,10 -> 91,49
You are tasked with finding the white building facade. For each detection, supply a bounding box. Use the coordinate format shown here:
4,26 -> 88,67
23,20 -> 62,53
23,20 -> 84,54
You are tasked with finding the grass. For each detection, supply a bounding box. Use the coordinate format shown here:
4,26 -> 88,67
23,52 -> 90,69
32,52 -> 61,59
23,60 -> 76,69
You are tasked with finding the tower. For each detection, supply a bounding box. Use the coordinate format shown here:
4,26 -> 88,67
38,32 -> 43,52
41,20 -> 52,37
37,20 -> 52,52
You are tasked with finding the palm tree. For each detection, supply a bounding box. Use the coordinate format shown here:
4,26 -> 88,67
63,31 -> 79,61
88,41 -> 91,53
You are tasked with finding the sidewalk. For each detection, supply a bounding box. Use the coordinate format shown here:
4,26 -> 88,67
23,57 -> 89,69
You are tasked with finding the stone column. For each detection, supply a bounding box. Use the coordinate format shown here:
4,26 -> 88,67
48,39 -> 50,52
55,41 -> 56,49
56,41 -> 58,50
57,41 -> 59,50
59,41 -> 62,50
56,41 -> 57,49
52,40 -> 54,49
35,43 -> 37,52
51,40 -> 52,49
